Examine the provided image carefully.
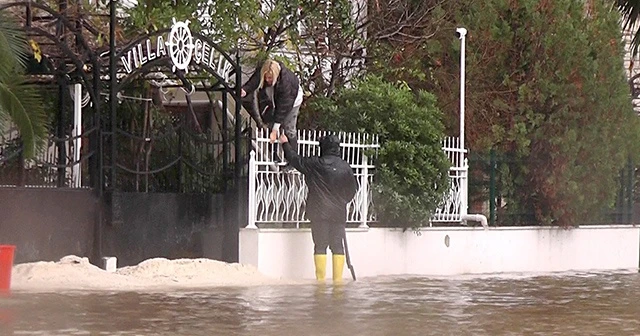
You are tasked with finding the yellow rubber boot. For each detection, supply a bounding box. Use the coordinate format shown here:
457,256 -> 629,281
332,254 -> 346,282
314,254 -> 327,280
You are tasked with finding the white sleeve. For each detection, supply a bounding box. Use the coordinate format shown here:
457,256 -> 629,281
294,85 -> 303,107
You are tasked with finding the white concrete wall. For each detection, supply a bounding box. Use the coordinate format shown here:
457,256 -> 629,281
239,225 -> 640,280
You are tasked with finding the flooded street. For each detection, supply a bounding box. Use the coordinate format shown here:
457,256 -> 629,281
1,271 -> 640,335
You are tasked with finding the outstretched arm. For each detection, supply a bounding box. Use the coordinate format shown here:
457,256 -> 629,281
280,134 -> 313,174
241,64 -> 262,96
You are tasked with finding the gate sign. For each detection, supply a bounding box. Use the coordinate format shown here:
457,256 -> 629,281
119,18 -> 233,82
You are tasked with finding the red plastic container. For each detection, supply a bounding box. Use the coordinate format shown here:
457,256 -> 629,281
0,245 -> 16,293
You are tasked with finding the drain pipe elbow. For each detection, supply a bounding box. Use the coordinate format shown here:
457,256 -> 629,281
462,214 -> 488,230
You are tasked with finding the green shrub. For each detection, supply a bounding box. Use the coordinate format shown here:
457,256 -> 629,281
310,75 -> 450,229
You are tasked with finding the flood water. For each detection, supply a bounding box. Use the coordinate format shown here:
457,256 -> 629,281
1,271 -> 640,336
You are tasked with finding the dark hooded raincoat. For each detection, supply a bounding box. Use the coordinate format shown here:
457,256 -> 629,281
282,135 -> 357,223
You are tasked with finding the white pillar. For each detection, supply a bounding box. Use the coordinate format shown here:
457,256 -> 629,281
73,83 -> 82,188
359,154 -> 369,228
247,151 -> 258,229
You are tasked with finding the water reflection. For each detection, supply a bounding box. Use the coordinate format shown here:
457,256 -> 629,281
1,271 -> 639,335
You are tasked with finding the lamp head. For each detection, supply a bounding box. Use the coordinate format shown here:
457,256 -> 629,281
455,27 -> 467,39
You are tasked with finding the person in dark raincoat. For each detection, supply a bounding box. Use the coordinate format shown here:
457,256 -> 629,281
279,133 -> 357,281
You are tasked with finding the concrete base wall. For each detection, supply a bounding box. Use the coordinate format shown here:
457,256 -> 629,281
239,225 -> 640,280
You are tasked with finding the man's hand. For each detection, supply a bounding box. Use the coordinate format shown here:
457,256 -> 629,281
269,129 -> 278,143
279,133 -> 288,144
241,88 -> 246,97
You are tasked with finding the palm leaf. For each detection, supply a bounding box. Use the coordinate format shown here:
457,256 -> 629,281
618,0 -> 640,56
0,11 -> 29,79
0,10 -> 47,160
0,76 -> 47,158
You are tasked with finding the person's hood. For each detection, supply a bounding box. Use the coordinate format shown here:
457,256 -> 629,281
319,134 -> 341,157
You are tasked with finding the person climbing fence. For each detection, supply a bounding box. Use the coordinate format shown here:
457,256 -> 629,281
241,59 -> 303,163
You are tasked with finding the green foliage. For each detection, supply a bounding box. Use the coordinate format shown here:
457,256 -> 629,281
113,0 -> 640,226
310,75 -> 450,229
418,0 -> 640,226
118,0 -> 366,99
0,12 -> 47,158
120,0 -> 202,35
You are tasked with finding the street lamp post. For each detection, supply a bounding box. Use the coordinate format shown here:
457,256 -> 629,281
456,27 -> 467,155
455,27 -> 488,228
454,27 -> 488,228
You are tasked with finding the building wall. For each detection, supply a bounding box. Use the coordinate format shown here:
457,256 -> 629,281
0,188 -> 242,267
240,225 -> 640,280
101,191 -> 240,267
0,188 -> 97,264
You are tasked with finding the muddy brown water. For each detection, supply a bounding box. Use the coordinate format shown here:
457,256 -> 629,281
0,271 -> 639,335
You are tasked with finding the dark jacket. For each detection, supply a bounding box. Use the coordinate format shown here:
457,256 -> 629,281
242,60 -> 299,125
282,135 -> 357,223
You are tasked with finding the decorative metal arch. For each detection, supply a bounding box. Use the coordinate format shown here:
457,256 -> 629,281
114,54 -> 237,94
112,28 -> 241,93
102,6 -> 245,194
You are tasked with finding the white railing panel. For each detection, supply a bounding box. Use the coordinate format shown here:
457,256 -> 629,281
248,131 -> 467,228
249,129 -> 379,227
432,137 -> 468,223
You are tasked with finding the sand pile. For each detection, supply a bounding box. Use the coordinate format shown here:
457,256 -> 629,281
11,255 -> 295,291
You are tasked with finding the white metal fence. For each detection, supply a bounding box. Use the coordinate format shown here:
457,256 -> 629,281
247,129 -> 378,228
247,129 -> 469,228
0,127 -> 84,188
431,137 -> 468,223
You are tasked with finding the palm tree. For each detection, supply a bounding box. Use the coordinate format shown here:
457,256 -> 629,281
619,0 -> 640,56
0,11 -> 47,159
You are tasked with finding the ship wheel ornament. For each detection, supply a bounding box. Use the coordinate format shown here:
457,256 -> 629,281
166,18 -> 195,73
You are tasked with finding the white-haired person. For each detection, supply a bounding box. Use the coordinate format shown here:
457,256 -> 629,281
241,59 -> 303,158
